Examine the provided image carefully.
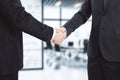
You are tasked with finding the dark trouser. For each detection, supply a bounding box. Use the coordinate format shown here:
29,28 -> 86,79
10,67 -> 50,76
88,53 -> 120,80
0,72 -> 18,80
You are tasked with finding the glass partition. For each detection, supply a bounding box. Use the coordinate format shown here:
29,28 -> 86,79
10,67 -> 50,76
21,0 -> 43,70
42,0 -> 91,80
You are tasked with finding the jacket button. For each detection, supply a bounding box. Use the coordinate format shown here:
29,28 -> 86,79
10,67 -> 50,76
102,12 -> 105,16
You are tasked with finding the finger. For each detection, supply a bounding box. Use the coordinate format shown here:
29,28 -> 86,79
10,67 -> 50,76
52,39 -> 63,45
56,28 -> 66,33
53,40 -> 61,45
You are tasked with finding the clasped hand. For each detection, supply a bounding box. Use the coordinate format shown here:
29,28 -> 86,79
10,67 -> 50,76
52,27 -> 67,45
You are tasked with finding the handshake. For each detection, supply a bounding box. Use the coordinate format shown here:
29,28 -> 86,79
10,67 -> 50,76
52,27 -> 67,45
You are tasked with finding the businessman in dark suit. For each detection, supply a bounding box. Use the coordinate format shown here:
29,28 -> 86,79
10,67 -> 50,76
0,0 -> 66,80
53,0 -> 120,80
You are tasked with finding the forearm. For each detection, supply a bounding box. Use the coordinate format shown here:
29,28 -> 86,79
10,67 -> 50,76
0,1 -> 53,41
63,0 -> 92,36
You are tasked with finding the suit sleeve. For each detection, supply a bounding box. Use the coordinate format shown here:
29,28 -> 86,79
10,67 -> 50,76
0,1 -> 53,42
63,0 -> 92,36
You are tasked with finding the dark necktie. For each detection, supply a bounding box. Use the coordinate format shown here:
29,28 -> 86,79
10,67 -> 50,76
103,0 -> 108,15
104,0 -> 107,8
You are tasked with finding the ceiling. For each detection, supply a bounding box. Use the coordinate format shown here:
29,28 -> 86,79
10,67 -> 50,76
44,0 -> 84,8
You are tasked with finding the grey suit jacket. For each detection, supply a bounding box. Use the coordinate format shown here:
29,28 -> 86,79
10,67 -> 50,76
64,0 -> 120,62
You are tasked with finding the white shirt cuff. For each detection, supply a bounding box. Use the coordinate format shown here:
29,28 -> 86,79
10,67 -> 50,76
51,28 -> 56,40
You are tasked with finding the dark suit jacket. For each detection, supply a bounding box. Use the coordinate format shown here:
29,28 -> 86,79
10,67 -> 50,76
0,0 -> 53,74
64,0 -> 120,62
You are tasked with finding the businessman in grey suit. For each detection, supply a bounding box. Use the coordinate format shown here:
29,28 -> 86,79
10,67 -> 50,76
0,0 -> 66,80
54,0 -> 120,80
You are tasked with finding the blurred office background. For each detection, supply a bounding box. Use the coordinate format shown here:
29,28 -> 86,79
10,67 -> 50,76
19,0 -> 91,80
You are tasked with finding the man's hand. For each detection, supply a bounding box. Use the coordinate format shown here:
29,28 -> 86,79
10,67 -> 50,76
52,27 -> 67,45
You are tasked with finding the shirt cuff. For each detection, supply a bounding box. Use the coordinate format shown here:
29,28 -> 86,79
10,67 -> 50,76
51,28 -> 56,40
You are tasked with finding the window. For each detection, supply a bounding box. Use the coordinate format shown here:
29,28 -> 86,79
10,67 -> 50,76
21,0 -> 43,69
